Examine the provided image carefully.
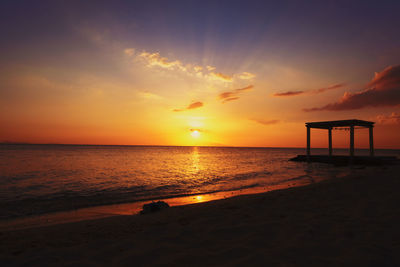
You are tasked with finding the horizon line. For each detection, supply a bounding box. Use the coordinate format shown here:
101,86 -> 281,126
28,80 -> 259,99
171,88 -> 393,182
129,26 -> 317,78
1,142 -> 399,150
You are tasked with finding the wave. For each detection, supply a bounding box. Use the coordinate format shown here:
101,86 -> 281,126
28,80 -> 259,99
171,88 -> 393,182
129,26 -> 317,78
0,171 -> 272,220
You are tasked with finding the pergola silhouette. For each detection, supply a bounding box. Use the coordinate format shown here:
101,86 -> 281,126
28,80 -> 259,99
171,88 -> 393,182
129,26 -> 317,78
305,119 -> 375,158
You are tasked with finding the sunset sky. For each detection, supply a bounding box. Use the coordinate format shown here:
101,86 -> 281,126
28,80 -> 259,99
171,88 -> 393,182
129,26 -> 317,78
1,0 -> 399,148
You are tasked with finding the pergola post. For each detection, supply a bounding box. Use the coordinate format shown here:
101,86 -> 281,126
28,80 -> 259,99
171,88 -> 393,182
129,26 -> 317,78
350,125 -> 354,158
303,120 -> 375,164
306,126 -> 310,159
369,126 -> 374,156
328,127 -> 332,156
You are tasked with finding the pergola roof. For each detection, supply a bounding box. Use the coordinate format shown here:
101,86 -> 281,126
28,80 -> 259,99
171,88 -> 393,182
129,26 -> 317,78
306,119 -> 374,129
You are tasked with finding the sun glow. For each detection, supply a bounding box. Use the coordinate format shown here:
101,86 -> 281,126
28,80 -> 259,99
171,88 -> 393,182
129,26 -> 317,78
191,130 -> 201,138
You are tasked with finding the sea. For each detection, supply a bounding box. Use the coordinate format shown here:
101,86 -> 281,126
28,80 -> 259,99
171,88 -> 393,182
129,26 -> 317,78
1,144 -> 399,220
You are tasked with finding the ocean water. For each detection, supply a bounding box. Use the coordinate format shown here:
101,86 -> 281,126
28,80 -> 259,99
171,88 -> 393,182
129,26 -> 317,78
1,144 -> 399,219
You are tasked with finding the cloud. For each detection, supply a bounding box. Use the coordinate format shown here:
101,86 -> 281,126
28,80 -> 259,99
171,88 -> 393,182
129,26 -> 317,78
273,83 -> 345,97
304,65 -> 400,112
139,51 -> 182,69
236,85 -> 254,92
173,101 -> 204,112
209,72 -> 232,82
187,101 -> 203,109
222,97 -> 240,103
367,66 -> 400,89
375,112 -> 400,125
137,91 -> 162,100
218,85 -> 254,103
206,65 -> 216,71
218,92 -> 235,99
273,90 -> 304,97
136,50 -> 253,84
250,119 -> 280,125
313,83 -> 346,94
238,72 -> 256,80
193,66 -> 203,72
124,48 -> 135,57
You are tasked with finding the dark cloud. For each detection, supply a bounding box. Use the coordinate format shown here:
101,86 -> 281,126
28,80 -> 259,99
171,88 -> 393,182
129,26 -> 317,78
304,65 -> 400,112
273,90 -> 304,97
173,101 -> 203,112
273,83 -> 345,97
250,119 -> 280,125
313,83 -> 346,94
218,85 -> 253,103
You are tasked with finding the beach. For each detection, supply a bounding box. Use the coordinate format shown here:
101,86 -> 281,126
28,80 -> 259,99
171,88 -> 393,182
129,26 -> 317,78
1,164 -> 400,266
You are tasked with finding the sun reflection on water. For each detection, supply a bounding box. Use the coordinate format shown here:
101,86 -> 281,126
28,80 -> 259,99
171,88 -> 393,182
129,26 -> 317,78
195,195 -> 203,202
191,146 -> 200,173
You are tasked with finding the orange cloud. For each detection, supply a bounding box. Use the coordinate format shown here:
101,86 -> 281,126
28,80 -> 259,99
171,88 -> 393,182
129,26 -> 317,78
236,85 -> 254,92
250,119 -> 280,125
173,101 -> 204,112
304,65 -> 400,111
218,92 -> 235,99
273,83 -> 345,97
209,72 -> 232,82
376,112 -> 400,125
137,91 -> 162,100
312,83 -> 346,94
222,97 -> 240,103
190,128 -> 202,132
238,72 -> 256,80
218,85 -> 254,103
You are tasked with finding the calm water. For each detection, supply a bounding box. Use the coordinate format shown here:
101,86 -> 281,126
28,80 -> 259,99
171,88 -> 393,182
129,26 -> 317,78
1,144 -> 399,219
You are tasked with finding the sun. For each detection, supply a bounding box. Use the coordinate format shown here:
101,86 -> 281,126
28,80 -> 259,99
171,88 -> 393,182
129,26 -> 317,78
191,130 -> 201,138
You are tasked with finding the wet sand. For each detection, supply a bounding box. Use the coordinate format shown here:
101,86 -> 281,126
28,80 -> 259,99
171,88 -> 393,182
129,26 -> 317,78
1,165 -> 400,266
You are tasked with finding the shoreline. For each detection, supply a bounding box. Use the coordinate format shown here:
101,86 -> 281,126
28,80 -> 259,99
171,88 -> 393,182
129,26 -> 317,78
2,164 -> 400,265
0,173 -> 316,231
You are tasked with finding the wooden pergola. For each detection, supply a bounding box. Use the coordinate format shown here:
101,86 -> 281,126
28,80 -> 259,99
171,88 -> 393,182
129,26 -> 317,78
306,119 -> 375,158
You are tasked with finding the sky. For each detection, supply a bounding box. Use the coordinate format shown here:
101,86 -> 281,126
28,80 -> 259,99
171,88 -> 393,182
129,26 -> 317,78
1,0 -> 400,148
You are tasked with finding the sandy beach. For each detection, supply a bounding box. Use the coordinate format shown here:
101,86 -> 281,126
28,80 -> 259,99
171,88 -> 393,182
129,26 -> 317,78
1,164 -> 400,266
